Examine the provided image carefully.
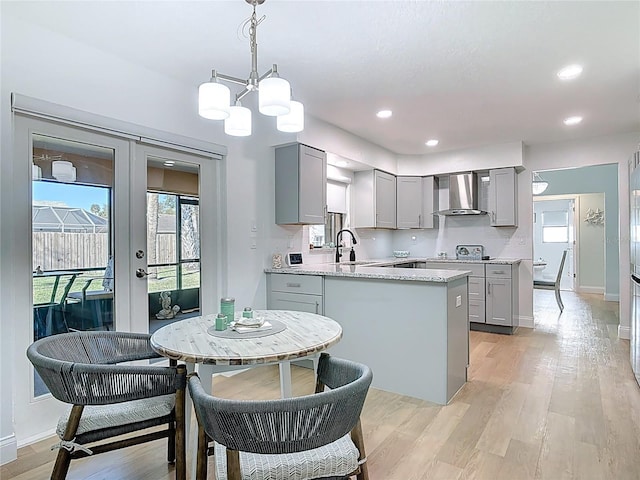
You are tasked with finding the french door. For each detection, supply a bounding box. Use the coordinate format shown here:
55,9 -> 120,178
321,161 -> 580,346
13,116 -> 219,445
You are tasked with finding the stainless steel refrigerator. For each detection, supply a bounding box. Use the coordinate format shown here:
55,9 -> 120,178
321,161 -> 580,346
630,150 -> 640,387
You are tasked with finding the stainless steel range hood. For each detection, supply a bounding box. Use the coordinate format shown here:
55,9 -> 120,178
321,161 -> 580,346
437,172 -> 487,216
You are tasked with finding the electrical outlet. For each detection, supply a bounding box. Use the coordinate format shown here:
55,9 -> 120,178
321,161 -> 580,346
456,295 -> 462,307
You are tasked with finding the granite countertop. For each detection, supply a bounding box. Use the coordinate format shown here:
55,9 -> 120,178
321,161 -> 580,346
264,256 -> 522,283
264,263 -> 471,283
420,257 -> 522,265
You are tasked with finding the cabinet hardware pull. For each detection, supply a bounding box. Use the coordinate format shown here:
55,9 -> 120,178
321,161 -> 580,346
286,282 -> 301,288
418,214 -> 422,227
315,301 -> 319,314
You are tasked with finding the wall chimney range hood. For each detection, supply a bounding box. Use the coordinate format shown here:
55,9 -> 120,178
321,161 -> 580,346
437,172 -> 487,216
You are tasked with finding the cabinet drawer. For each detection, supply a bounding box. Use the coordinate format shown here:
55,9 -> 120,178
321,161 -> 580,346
468,277 -> 484,298
469,299 -> 486,324
268,292 -> 323,315
485,264 -> 512,278
269,274 -> 323,295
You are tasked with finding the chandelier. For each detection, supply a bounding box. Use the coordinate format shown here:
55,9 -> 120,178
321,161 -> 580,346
532,171 -> 548,195
198,0 -> 304,137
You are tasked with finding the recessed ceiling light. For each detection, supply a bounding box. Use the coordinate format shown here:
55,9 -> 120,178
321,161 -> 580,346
563,116 -> 583,126
425,139 -> 439,147
557,64 -> 583,80
376,110 -> 392,119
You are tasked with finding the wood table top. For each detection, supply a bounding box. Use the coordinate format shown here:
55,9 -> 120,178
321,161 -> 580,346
150,310 -> 342,366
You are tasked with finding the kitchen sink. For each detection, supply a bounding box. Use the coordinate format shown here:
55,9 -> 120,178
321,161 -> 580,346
326,260 -> 378,266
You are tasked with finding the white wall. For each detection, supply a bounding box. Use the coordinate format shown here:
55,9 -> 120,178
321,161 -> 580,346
577,194 -> 607,292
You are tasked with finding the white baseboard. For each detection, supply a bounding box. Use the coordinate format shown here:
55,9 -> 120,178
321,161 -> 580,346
0,434 -> 17,466
578,286 -> 605,295
618,325 -> 631,340
518,315 -> 535,329
17,427 -> 57,449
604,293 -> 620,302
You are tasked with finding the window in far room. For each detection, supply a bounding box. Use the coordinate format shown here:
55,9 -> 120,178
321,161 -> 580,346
542,210 -> 569,243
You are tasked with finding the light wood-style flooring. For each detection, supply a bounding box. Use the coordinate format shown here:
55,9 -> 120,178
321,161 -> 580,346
3,290 -> 640,479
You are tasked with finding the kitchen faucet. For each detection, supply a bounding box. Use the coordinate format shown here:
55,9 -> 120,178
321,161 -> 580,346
335,229 -> 357,263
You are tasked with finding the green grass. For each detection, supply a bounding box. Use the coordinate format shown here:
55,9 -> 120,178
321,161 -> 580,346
33,266 -> 200,305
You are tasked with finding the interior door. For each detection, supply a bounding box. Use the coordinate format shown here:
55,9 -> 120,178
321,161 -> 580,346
533,198 -> 575,291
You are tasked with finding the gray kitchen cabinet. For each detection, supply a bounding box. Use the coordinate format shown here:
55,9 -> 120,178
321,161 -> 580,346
353,169 -> 396,228
275,143 -> 326,225
267,273 -> 323,315
485,264 -> 519,330
396,176 -> 422,228
488,167 -> 518,227
423,261 -> 519,331
468,276 -> 486,324
486,277 -> 512,326
421,176 -> 438,229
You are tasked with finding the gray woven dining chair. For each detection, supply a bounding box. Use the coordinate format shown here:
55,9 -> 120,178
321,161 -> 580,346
188,352 -> 372,480
26,331 -> 186,480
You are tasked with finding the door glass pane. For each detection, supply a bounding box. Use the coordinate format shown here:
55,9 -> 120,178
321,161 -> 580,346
147,158 -> 200,333
32,134 -> 114,397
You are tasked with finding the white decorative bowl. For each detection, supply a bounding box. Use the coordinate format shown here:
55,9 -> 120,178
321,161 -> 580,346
393,250 -> 410,258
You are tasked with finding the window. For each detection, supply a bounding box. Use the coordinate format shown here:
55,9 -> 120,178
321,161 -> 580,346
542,210 -> 569,243
309,179 -> 349,249
147,193 -> 200,294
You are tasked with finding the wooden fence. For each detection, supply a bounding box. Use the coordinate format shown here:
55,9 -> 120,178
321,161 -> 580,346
32,232 -> 176,270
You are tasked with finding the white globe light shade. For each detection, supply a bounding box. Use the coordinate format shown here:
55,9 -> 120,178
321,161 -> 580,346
532,181 -> 549,195
224,104 -> 252,137
198,81 -> 231,120
51,160 -> 76,182
258,77 -> 291,116
277,100 -> 304,133
32,164 -> 42,180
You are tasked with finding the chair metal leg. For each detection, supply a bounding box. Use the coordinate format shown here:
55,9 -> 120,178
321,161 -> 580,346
555,287 -> 564,312
51,405 -> 83,480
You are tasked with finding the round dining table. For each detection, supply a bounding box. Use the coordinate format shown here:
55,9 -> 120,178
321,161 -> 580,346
150,309 -> 342,476
150,309 -> 343,398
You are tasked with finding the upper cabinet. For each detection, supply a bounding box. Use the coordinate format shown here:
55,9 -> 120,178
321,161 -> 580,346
353,169 -> 396,228
421,176 -> 438,229
488,167 -> 518,227
396,176 -> 438,229
275,143 -> 327,225
396,176 -> 422,228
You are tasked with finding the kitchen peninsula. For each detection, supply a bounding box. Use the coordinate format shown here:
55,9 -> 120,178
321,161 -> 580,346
265,262 -> 470,405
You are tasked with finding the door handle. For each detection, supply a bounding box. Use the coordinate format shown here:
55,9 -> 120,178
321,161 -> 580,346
136,268 -> 149,278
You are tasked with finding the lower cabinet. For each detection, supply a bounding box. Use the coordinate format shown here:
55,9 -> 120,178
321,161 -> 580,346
423,261 -> 519,331
267,273 -> 323,314
484,264 -> 519,330
486,277 -> 512,326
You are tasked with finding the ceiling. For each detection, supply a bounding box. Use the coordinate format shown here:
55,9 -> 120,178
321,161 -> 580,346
6,1 -> 640,155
